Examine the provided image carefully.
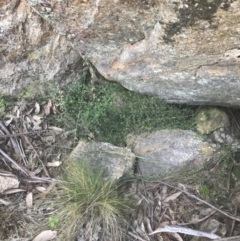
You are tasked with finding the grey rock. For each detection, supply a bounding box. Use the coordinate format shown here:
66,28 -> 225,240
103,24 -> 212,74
127,130 -> 216,176
68,141 -> 135,180
1,1 -> 240,106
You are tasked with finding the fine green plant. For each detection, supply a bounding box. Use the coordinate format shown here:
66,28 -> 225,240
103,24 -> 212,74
218,145 -> 237,167
199,184 -> 209,198
55,160 -> 131,240
48,217 -> 59,229
56,73 -> 195,145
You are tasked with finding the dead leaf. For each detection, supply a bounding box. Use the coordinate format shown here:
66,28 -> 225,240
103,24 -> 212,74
0,198 -> 12,206
48,126 -> 64,134
47,161 -> 62,167
26,192 -> 33,208
32,230 -> 57,241
32,115 -> 43,126
164,191 -> 182,203
3,188 -> 26,194
44,100 -> 53,116
4,117 -> 13,126
0,175 -> 19,193
35,102 -> 41,114
35,186 -> 47,192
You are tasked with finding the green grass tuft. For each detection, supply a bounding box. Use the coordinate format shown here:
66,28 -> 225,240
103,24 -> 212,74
55,161 -> 131,240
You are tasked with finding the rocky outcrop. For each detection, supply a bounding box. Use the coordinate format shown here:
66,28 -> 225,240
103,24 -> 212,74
68,141 -> 135,180
127,130 -> 217,176
0,0 -> 83,96
1,0 -> 240,106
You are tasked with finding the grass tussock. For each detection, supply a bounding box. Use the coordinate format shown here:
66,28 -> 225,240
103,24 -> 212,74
54,160 -> 131,240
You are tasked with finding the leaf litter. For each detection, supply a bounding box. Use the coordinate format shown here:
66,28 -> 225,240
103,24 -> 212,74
0,99 -> 74,240
0,98 -> 240,240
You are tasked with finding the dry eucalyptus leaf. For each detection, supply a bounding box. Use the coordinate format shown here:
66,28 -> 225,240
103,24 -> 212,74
35,186 -> 47,192
35,102 -> 41,114
32,230 -> 57,241
0,175 -> 19,193
25,116 -> 32,126
49,126 -> 64,134
4,117 -> 13,126
0,198 -> 12,206
3,188 -> 26,194
32,115 -> 43,126
164,191 -> 182,203
46,161 -> 62,167
44,100 -> 53,116
26,192 -> 33,208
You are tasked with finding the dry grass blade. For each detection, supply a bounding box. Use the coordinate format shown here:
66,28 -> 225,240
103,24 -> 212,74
144,179 -> 240,222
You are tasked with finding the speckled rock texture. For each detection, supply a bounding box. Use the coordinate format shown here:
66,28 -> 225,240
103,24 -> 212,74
1,0 -> 240,106
127,130 -> 217,176
68,141 -> 135,180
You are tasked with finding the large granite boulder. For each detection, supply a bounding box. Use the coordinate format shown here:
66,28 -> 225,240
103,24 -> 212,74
0,0 -> 84,95
1,0 -> 240,106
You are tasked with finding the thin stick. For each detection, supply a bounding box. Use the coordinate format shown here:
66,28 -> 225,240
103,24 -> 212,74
22,133 -> 50,177
22,122 -> 50,177
0,148 -> 29,176
213,236 -> 240,241
0,130 -> 47,138
0,121 -> 22,156
143,179 -> 240,223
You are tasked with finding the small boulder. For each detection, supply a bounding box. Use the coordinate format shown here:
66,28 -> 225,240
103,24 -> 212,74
68,141 -> 135,180
127,130 -> 216,177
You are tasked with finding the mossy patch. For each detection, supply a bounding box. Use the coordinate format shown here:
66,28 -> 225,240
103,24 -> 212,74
56,74 -> 195,146
195,108 -> 230,134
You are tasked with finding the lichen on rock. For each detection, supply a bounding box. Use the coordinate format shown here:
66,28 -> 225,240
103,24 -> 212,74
195,108 -> 230,134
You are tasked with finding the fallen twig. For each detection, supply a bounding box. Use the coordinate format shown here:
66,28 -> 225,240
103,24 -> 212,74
22,133 -> 50,177
0,148 -> 29,176
143,179 -> 240,223
178,210 -> 217,226
0,121 -> 23,158
213,236 -> 240,241
149,225 -> 220,239
0,130 -> 47,138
